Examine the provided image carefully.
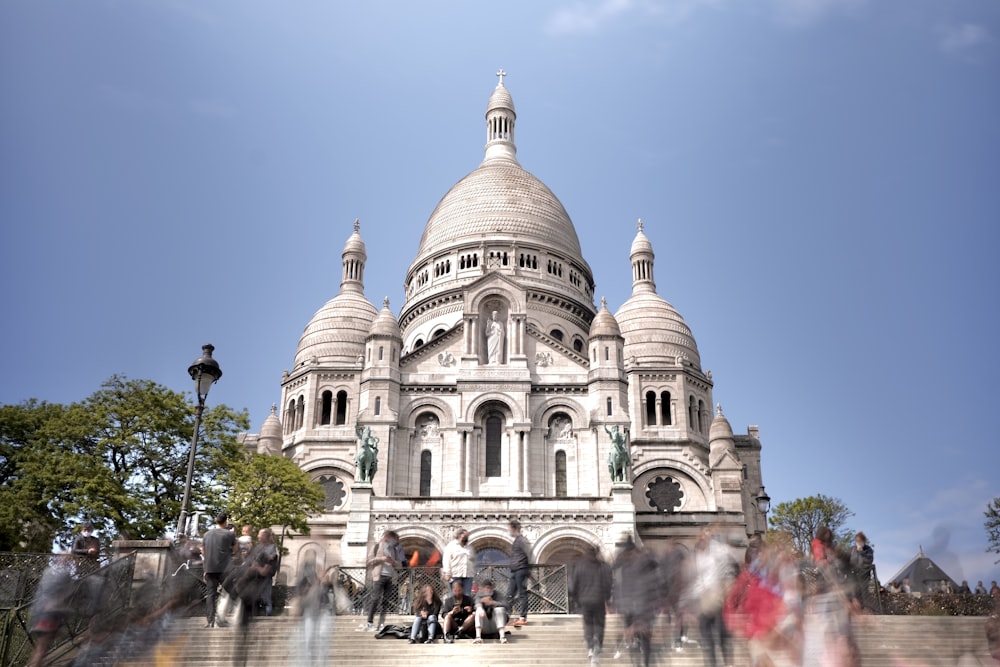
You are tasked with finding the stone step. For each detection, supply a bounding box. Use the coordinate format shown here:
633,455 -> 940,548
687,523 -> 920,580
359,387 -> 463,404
56,612 -> 996,667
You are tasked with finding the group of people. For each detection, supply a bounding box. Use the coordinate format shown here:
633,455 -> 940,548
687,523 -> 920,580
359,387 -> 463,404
201,513 -> 278,629
360,519 -> 533,646
559,527 -> 883,667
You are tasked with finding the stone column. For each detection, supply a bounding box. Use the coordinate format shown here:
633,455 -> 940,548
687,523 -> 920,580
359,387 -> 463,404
342,483 -> 374,567
610,482 -> 638,549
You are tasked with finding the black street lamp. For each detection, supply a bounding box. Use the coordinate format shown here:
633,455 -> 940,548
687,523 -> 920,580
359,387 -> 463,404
754,486 -> 771,533
175,344 -> 223,539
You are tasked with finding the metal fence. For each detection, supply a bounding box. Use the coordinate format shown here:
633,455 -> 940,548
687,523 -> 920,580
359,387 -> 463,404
0,553 -> 136,667
327,564 -> 569,617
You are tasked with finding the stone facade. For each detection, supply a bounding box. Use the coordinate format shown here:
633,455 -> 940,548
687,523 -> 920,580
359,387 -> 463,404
243,75 -> 766,584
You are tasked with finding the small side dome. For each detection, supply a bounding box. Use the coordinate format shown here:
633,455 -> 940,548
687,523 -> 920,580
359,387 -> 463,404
709,403 -> 734,442
589,297 -> 621,337
294,291 -> 378,367
615,291 -> 701,368
369,297 -> 402,340
258,404 -> 283,456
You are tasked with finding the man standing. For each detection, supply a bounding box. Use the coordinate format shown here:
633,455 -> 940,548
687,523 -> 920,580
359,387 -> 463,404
507,519 -> 532,627
202,513 -> 236,627
71,522 -> 100,562
364,529 -> 405,632
442,528 -> 476,597
570,544 -> 613,665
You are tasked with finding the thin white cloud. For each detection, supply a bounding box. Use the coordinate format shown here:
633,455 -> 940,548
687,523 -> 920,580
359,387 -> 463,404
939,23 -> 991,56
769,0 -> 865,28
544,0 -> 718,36
546,0 -> 636,36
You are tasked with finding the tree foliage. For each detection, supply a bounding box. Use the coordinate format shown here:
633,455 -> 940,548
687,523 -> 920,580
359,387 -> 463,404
0,375 -> 249,550
767,493 -> 855,555
224,452 -> 325,542
985,497 -> 1000,563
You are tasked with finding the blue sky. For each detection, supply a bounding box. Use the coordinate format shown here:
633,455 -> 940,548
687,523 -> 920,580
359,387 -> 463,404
1,1 -> 998,585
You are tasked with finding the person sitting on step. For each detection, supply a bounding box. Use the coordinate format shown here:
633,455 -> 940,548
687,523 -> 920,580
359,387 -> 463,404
473,579 -> 509,644
409,582 -> 442,644
440,580 -> 474,642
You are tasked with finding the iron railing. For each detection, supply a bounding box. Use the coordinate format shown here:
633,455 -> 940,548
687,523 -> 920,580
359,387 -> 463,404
0,552 -> 135,667
323,564 -> 569,617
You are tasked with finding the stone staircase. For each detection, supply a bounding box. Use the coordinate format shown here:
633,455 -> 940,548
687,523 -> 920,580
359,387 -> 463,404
57,612 -> 998,666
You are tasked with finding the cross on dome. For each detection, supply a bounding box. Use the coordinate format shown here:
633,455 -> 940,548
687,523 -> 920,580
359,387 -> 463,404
496,68 -> 507,85
637,218 -> 644,232
353,218 -> 360,232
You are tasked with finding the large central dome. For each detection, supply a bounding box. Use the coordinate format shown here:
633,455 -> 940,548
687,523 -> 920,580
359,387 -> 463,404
414,160 -> 584,261
409,75 -> 587,272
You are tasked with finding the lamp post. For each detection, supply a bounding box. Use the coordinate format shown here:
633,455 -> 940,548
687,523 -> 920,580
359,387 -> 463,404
175,344 -> 223,540
754,486 -> 771,535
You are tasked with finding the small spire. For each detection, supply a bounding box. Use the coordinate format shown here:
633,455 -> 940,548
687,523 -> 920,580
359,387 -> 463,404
716,403 -> 723,416
353,218 -> 360,232
496,68 -> 507,86
383,296 -> 390,309
601,296 -> 607,310
270,403 -> 277,415
637,218 -> 644,232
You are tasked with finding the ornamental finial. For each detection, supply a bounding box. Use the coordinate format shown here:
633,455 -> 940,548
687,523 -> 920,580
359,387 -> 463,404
383,296 -> 390,309
496,68 -> 507,86
637,218 -> 644,232
353,218 -> 360,232
601,296 -> 608,310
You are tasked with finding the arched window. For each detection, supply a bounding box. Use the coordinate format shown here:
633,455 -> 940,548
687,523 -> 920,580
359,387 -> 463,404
378,346 -> 384,361
555,450 -> 567,497
414,339 -> 424,349
321,390 -> 333,425
550,329 -> 564,342
645,390 -> 657,426
374,396 -> 381,416
419,450 -> 432,497
606,398 -> 613,416
573,338 -> 584,353
433,329 -> 446,339
286,399 -> 295,434
604,346 -> 610,361
698,399 -> 705,433
335,390 -> 348,425
688,396 -> 696,430
296,396 -> 305,430
660,391 -> 672,425
485,415 -> 502,477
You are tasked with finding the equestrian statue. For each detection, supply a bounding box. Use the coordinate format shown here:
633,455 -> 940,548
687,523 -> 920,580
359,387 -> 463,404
354,423 -> 379,483
605,424 -> 631,483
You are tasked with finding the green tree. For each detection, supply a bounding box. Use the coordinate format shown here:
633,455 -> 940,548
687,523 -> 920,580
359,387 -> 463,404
0,400 -> 100,551
224,451 -> 325,547
0,376 -> 249,550
985,497 -> 1000,563
768,494 -> 854,555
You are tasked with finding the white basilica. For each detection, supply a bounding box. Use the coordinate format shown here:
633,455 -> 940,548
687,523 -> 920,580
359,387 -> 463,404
243,74 -> 767,582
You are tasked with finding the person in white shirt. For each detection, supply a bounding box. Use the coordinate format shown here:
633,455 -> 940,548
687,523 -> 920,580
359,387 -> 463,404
442,528 -> 476,597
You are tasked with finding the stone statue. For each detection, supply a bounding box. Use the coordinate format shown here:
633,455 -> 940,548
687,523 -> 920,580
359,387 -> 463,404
421,416 -> 439,438
605,424 -> 630,483
354,423 -> 379,483
485,310 -> 505,365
